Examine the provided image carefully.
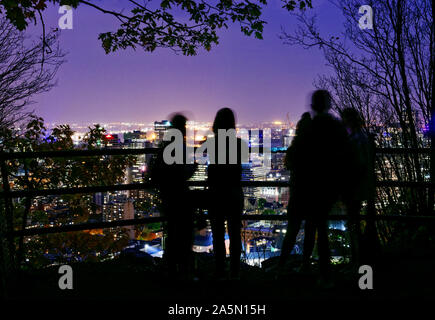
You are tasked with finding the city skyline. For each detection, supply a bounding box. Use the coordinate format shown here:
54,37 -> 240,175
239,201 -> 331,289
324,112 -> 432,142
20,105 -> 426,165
2,0 -> 432,305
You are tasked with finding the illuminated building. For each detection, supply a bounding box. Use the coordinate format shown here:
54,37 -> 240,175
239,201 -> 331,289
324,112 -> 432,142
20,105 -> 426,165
123,199 -> 135,239
103,134 -> 121,148
154,120 -> 171,144
124,130 -> 147,145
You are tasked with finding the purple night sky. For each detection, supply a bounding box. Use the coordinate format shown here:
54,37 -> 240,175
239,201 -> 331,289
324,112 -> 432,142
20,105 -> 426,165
32,0 -> 343,125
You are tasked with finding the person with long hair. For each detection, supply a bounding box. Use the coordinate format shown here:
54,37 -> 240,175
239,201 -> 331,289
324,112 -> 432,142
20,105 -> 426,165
207,108 -> 248,280
278,111 -> 313,273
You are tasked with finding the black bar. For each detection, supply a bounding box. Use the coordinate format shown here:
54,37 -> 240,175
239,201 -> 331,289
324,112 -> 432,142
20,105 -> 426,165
11,213 -> 435,237
241,214 -> 435,221
0,148 -> 159,160
2,147 -> 430,161
0,181 -> 292,198
3,179 -> 434,198
2,182 -> 157,198
0,147 -> 287,161
0,147 -> 429,163
11,216 -> 165,237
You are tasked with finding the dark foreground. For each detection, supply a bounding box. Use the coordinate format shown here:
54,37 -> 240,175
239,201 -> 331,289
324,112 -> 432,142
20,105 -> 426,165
7,250 -> 435,303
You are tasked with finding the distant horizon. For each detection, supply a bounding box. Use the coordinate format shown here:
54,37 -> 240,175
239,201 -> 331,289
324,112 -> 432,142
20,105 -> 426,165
45,119 -> 296,128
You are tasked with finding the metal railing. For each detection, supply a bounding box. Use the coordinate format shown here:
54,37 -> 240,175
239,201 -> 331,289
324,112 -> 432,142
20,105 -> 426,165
0,147 -> 434,240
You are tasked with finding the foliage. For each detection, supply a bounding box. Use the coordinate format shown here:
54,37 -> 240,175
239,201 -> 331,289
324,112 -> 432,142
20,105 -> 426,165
23,230 -> 129,269
257,197 -> 266,210
2,116 -> 135,191
1,116 -> 135,268
0,0 -> 312,55
262,208 -> 276,215
136,222 -> 162,240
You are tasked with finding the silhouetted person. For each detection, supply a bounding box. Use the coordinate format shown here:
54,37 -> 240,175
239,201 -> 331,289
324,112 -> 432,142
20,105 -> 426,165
278,112 -> 313,271
279,90 -> 351,285
340,108 -> 372,267
302,90 -> 351,283
207,108 -> 248,279
151,114 -> 196,280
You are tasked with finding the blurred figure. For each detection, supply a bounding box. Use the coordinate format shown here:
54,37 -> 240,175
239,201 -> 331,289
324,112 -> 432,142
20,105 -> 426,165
302,90 -> 351,284
278,112 -> 313,271
150,113 -> 196,280
207,108 -> 248,279
278,90 -> 350,285
340,108 -> 372,267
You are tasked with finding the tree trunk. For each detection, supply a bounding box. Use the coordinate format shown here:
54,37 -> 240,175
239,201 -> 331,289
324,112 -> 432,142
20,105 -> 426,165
430,0 -> 435,215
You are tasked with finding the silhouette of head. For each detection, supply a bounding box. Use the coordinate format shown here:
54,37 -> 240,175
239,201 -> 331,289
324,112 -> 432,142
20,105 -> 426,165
213,108 -> 236,134
296,112 -> 312,135
311,90 -> 332,114
341,108 -> 364,132
170,113 -> 187,137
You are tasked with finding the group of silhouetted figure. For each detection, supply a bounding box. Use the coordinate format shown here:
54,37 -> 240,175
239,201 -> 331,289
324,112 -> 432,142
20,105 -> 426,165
150,90 -> 375,286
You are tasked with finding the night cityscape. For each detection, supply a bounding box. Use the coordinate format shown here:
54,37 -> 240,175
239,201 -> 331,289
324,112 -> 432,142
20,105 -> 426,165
0,0 -> 434,315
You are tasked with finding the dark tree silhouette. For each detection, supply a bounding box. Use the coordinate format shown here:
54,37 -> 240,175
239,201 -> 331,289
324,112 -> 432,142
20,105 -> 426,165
0,17 -> 64,129
281,0 -> 434,245
0,0 -> 312,55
